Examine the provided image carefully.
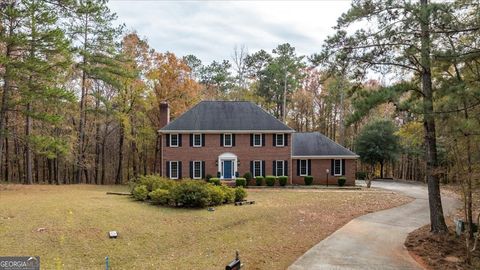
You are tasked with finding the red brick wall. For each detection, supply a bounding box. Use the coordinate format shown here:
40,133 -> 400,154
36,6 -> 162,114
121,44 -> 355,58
291,159 -> 357,186
161,133 -> 291,179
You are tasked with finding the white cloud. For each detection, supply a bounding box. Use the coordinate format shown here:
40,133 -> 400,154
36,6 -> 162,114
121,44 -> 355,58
108,0 -> 352,63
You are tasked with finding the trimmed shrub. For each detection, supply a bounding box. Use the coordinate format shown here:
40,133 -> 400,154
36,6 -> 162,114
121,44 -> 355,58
278,176 -> 288,186
149,189 -> 171,205
255,176 -> 264,186
235,178 -> 247,187
205,174 -> 213,181
208,185 -> 225,205
220,185 -> 235,203
243,172 -> 252,183
209,178 -> 221,186
338,177 -> 347,187
304,176 -> 313,185
265,176 -> 276,186
234,187 -> 247,202
133,185 -> 149,201
171,180 -> 211,208
356,172 -> 367,180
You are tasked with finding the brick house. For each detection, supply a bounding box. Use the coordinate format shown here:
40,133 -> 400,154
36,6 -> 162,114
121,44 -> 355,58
158,101 -> 358,185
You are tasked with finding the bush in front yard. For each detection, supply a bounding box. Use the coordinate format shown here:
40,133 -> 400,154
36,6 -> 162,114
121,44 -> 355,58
149,189 -> 171,205
338,177 -> 346,187
205,174 -> 213,181
208,178 -> 221,186
304,176 -> 313,185
255,176 -> 264,186
234,187 -> 247,202
356,172 -> 367,180
171,180 -> 211,207
133,185 -> 149,201
235,178 -> 247,187
265,176 -> 276,186
243,172 -> 252,184
219,185 -> 235,203
208,185 -> 225,205
278,176 -> 288,186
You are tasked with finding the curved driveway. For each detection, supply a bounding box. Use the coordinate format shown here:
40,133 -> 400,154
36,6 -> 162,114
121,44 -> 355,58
289,180 -> 459,270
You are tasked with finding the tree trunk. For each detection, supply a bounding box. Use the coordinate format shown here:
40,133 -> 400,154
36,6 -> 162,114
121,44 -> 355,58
420,0 -> 448,234
94,85 -> 101,185
115,124 -> 125,184
25,102 -> 33,185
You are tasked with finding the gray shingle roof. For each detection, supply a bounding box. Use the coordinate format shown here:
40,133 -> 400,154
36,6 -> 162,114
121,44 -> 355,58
292,132 -> 358,157
160,101 -> 294,132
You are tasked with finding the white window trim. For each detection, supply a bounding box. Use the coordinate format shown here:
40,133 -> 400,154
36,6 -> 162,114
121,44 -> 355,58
169,161 -> 179,179
334,159 -> 342,176
223,133 -> 233,147
193,160 -> 202,179
276,133 -> 284,147
193,133 -> 202,147
253,133 -> 262,147
300,159 -> 308,176
170,134 -> 179,147
275,160 -> 285,177
253,160 -> 262,178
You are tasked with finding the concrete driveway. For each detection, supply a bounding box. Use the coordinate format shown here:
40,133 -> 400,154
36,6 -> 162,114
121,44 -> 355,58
289,180 -> 459,270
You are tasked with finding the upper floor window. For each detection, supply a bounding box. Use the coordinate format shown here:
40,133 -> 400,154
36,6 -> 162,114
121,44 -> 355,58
224,133 -> 233,147
276,133 -> 285,147
334,159 -> 342,176
253,134 -> 262,147
299,159 -> 308,176
193,133 -> 202,147
170,134 -> 179,147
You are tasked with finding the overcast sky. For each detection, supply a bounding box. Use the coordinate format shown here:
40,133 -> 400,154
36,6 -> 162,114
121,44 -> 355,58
108,0 -> 352,64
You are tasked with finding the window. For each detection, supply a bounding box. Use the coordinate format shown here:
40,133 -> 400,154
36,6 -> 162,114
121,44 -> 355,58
300,159 -> 308,176
193,134 -> 202,147
224,133 -> 232,147
276,133 -> 284,147
193,161 -> 202,179
170,134 -> 179,147
334,159 -> 342,176
170,161 -> 179,179
275,160 -> 285,176
253,160 -> 262,177
253,134 -> 262,147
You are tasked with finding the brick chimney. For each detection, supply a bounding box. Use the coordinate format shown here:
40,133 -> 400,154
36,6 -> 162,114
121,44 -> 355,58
159,102 -> 170,128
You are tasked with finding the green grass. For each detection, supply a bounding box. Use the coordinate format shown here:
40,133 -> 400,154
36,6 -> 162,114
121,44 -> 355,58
0,184 -> 411,269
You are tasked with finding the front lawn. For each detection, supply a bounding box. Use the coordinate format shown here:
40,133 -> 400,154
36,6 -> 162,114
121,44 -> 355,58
0,184 -> 411,269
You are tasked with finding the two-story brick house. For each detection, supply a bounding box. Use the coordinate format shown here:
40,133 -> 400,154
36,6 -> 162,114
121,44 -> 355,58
158,101 -> 358,185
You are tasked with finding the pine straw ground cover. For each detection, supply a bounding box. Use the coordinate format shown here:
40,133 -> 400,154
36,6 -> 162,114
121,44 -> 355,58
405,185 -> 480,270
0,184 -> 411,269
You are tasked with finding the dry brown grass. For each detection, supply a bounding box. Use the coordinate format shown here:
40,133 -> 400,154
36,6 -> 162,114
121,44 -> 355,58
0,184 -> 411,269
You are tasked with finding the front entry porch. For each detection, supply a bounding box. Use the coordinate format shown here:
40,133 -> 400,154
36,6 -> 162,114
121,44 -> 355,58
218,152 -> 237,180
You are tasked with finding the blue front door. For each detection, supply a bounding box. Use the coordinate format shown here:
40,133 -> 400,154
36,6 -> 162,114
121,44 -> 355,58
223,160 -> 232,179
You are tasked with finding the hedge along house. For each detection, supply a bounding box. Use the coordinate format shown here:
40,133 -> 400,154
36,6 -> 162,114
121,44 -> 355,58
158,101 -> 358,185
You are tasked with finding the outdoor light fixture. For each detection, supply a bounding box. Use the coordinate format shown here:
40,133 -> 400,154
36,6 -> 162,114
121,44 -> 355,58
326,169 -> 330,187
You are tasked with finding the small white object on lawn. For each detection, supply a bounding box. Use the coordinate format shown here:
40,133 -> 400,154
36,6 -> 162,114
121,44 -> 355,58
108,231 -> 118,238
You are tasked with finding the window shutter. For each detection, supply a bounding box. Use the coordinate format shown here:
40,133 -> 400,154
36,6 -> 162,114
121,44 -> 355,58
331,160 -> 334,176
166,161 -> 170,178
342,159 -> 346,175
250,161 -> 253,175
232,134 -> 236,146
296,160 -> 300,176
202,134 -> 205,146
284,161 -> 288,176
262,161 -> 266,177
272,161 -> 276,176
220,134 -> 224,146
250,134 -> 253,146
178,134 -> 182,147
273,134 -> 276,146
284,134 -> 288,146
262,134 -> 265,146
166,134 -> 170,147
189,134 -> 193,147
202,161 -> 205,179
308,160 -> 312,175
189,161 -> 193,178
178,161 -> 182,179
